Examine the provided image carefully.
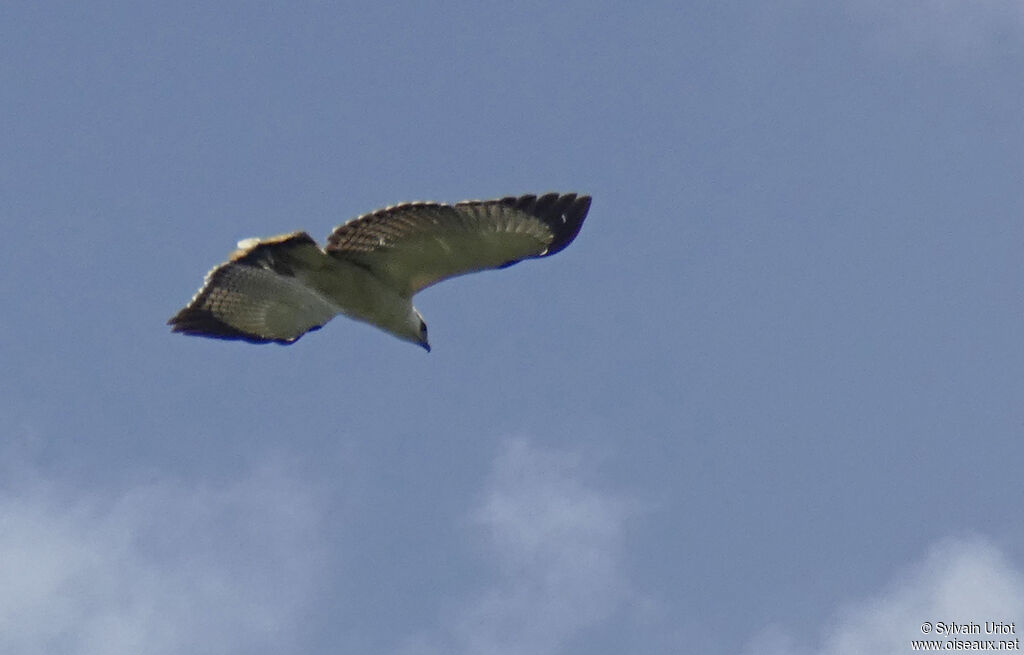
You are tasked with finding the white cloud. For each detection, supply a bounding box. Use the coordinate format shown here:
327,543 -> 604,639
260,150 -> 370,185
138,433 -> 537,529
746,536 -> 1024,655
0,459 -> 327,655
400,438 -> 636,655
848,0 -> 1024,60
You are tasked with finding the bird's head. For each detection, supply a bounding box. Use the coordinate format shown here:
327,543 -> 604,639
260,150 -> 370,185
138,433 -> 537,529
394,307 -> 430,352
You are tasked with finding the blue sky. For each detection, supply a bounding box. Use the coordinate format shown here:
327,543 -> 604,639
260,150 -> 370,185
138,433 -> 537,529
2,2 -> 1023,654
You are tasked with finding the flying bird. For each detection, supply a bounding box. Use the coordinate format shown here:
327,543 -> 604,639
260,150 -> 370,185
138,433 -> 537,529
168,192 -> 591,351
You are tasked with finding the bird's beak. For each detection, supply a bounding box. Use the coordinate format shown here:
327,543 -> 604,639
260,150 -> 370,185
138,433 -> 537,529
421,341 -> 431,353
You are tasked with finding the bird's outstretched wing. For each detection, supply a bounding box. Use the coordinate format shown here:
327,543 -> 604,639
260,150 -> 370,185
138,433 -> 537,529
168,232 -> 339,344
325,193 -> 591,296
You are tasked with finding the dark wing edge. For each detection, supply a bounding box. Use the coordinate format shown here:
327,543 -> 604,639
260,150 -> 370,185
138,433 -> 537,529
168,298 -> 285,344
490,192 -> 591,258
167,231 -> 320,345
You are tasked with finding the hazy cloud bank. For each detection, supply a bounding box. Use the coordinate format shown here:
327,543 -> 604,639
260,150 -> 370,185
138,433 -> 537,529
400,438 -> 637,655
0,459 -> 326,655
747,536 -> 1024,655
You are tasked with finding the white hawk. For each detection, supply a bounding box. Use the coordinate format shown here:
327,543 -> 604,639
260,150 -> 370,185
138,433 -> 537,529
168,192 -> 591,351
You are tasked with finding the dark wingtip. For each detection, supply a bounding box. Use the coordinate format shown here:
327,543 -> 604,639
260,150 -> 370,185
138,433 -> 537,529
500,192 -> 591,257
167,307 -> 296,345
